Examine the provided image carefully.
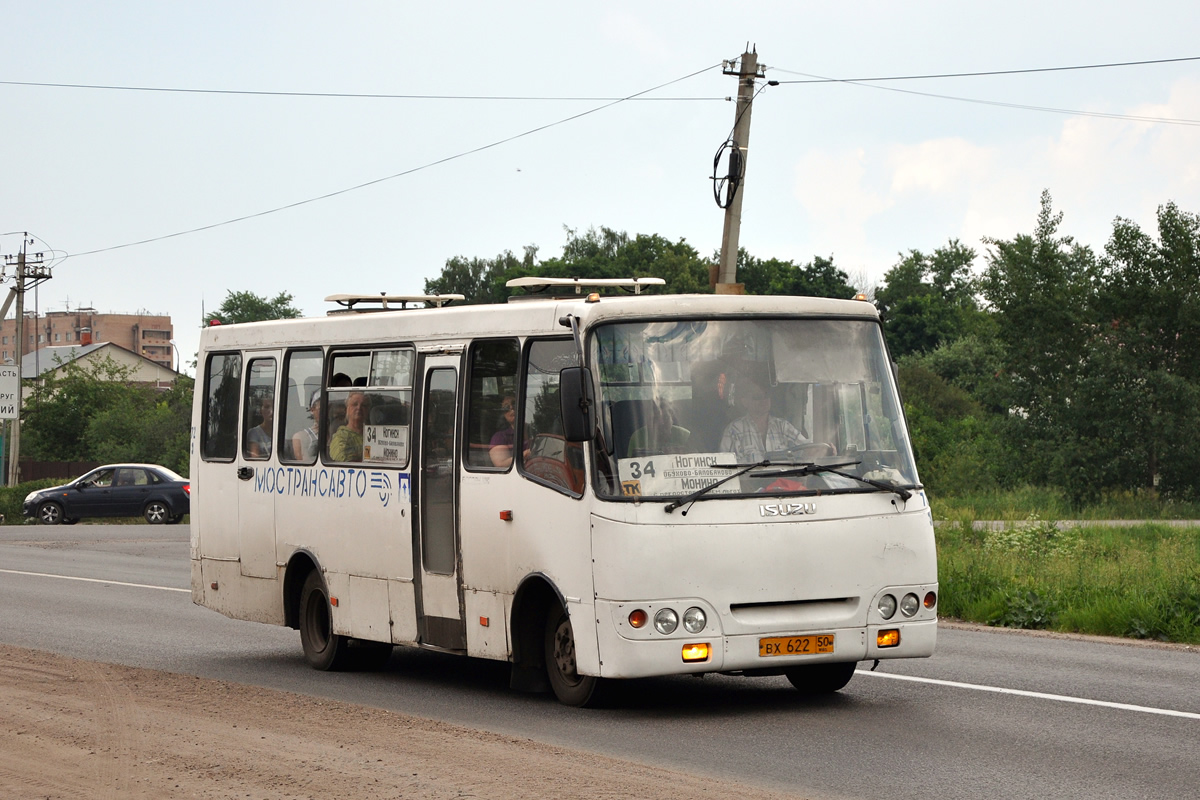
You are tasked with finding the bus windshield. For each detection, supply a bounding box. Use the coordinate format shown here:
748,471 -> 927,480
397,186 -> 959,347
590,317 -> 918,500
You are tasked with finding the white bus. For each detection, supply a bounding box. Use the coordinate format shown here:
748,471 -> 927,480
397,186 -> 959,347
191,279 -> 937,706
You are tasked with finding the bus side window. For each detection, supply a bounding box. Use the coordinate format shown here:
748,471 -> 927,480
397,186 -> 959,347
242,358 -> 277,461
280,349 -> 323,464
464,339 -> 519,471
202,352 -> 242,461
519,339 -> 582,494
325,348 -> 414,466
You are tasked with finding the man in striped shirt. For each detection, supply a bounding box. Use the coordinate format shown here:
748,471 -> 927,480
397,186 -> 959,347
719,375 -> 807,463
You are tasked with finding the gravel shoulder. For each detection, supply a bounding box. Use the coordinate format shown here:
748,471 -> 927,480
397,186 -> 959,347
0,643 -> 812,800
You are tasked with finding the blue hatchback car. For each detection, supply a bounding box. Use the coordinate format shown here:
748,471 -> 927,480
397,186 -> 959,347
23,464 -> 190,525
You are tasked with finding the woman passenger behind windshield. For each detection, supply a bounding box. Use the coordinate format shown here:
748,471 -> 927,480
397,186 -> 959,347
626,396 -> 691,457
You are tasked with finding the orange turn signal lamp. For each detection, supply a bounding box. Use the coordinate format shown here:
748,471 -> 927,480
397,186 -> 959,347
682,643 -> 711,662
628,609 -> 648,629
877,629 -> 900,648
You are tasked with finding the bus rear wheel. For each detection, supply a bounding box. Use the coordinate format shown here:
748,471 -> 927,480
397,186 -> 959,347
299,571 -> 352,671
544,605 -> 604,707
784,661 -> 857,694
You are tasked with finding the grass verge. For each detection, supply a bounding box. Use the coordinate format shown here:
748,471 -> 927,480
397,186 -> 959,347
936,517 -> 1200,644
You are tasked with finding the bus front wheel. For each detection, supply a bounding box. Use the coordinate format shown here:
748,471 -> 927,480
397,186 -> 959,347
784,661 -> 857,694
299,571 -> 352,671
544,605 -> 604,707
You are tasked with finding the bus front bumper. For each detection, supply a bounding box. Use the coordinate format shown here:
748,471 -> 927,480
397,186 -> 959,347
592,605 -> 937,679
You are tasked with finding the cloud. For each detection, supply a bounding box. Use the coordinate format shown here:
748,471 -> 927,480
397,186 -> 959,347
792,147 -> 892,251
787,79 -> 1200,281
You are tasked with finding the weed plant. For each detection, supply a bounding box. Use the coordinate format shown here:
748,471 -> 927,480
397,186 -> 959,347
932,486 -> 1200,521
937,517 -> 1200,644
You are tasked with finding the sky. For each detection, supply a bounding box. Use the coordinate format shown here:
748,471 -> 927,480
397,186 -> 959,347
3,1 -> 1199,375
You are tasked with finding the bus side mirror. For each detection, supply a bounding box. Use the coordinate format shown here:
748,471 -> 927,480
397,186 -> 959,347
559,366 -> 596,443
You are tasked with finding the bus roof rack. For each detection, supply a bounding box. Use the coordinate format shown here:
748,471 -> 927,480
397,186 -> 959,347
505,276 -> 666,298
324,293 -> 465,314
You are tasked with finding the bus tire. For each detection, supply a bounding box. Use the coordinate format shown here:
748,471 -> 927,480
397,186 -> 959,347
784,661 -> 857,694
299,571 -> 352,671
544,605 -> 604,707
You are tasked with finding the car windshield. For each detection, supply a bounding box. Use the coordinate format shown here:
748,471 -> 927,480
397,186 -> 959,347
589,317 -> 918,500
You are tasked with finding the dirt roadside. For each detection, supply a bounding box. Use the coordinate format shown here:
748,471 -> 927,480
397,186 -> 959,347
0,644 -> 810,800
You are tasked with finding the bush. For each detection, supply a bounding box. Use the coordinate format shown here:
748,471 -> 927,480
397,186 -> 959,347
0,479 -> 67,524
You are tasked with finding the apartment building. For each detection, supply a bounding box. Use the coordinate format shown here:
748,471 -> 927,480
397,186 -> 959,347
0,308 -> 174,369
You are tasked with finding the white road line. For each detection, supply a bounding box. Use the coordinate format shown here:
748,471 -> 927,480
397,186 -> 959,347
4,564 -> 1196,719
0,568 -> 189,594
860,669 -> 1200,720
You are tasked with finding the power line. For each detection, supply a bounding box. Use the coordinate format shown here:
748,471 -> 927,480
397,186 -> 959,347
771,55 -> 1200,84
63,64 -> 723,261
0,78 -> 721,102
771,62 -> 1200,126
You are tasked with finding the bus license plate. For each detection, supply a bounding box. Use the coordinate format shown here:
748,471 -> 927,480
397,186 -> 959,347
758,634 -> 835,657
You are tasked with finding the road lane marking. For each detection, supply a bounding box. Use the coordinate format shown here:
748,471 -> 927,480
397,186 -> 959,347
4,565 -> 1195,719
860,669 -> 1200,720
0,568 -> 189,594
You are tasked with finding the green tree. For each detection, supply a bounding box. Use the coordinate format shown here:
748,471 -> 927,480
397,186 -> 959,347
21,356 -> 193,474
979,191 -> 1135,502
875,239 -> 983,359
1094,202 -> 1200,497
85,377 -> 194,474
538,226 -> 711,295
424,246 -> 538,305
204,290 -> 302,324
425,227 -> 713,302
737,251 -> 856,299
22,356 -> 136,461
899,364 -> 1009,495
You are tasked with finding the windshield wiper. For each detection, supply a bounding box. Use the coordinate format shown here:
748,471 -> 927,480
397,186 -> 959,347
760,461 -> 920,501
664,458 -> 840,514
663,459 -> 771,514
662,458 -> 921,514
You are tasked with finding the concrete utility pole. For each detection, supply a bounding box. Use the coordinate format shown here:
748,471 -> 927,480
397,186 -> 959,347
716,47 -> 766,294
2,238 -> 51,486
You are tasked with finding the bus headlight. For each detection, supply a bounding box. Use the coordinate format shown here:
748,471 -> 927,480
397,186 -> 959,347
900,593 -> 920,617
878,594 -> 897,620
654,608 -> 679,635
682,607 -> 706,634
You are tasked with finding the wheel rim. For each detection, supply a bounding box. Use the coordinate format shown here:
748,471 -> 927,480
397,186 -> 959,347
39,504 -> 60,524
550,616 -> 582,687
146,503 -> 167,523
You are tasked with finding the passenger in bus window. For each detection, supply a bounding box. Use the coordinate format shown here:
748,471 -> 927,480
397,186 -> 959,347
488,395 -> 528,468
330,390 -> 370,461
719,376 -> 807,463
247,394 -> 274,458
292,391 -> 321,461
627,397 -> 691,457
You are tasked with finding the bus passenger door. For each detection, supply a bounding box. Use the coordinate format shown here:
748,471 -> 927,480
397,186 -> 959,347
415,356 -> 466,651
237,353 -> 280,579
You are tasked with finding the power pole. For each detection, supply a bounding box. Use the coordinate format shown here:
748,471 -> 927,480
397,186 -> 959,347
2,237 -> 51,486
715,47 -> 766,294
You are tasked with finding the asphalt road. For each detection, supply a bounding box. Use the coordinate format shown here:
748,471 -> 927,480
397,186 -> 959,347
1,523 -> 1197,799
